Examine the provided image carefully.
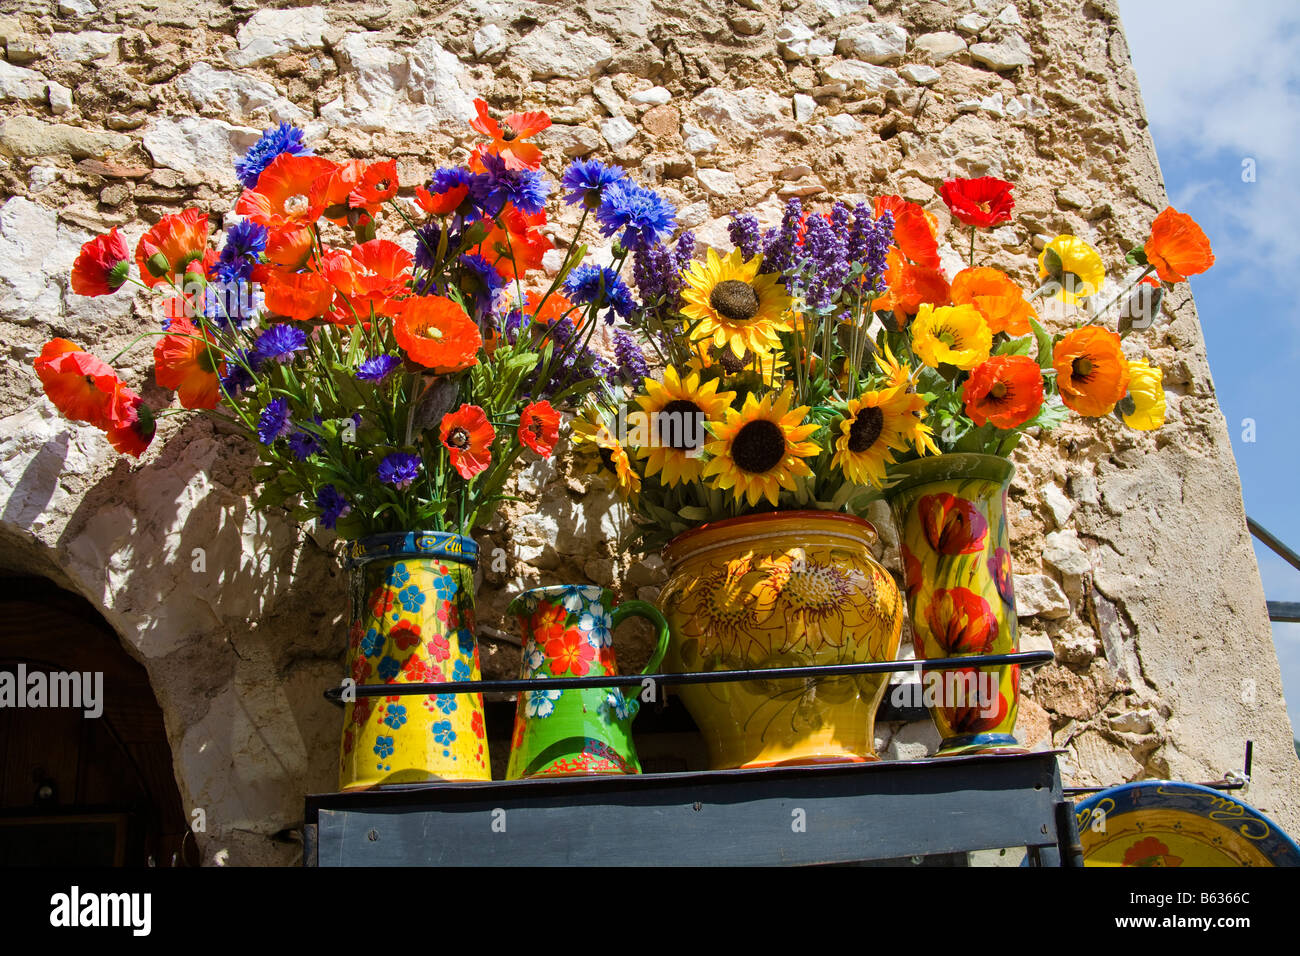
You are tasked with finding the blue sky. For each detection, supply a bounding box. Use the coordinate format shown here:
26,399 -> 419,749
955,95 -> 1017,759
1118,1 -> 1300,740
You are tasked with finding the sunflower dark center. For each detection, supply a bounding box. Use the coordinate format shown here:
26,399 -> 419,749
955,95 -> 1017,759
710,279 -> 760,323
655,399 -> 706,451
449,427 -> 470,449
732,419 -> 785,473
598,446 -> 615,471
847,406 -> 885,453
1072,357 -> 1093,379
717,346 -> 753,374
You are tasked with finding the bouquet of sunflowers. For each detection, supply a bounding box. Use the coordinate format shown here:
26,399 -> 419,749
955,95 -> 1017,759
34,102 -> 679,541
572,175 -> 1214,551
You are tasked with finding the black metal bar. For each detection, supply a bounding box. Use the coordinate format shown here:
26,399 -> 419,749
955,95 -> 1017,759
1245,739 -> 1253,779
322,649 -> 1055,704
1058,798 -> 1085,868
1267,601 -> 1300,622
1248,516 -> 1300,573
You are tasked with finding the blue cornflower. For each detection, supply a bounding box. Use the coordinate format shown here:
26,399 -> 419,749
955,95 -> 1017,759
356,354 -> 402,382
563,264 -> 635,324
218,349 -> 256,396
378,452 -> 421,489
234,123 -> 312,189
287,427 -> 321,461
414,223 -> 456,273
257,397 -> 292,445
430,166 -> 482,200
253,324 -> 308,364
458,253 -> 505,316
475,152 -> 549,216
560,159 -> 627,208
222,219 -> 267,260
595,179 -> 676,251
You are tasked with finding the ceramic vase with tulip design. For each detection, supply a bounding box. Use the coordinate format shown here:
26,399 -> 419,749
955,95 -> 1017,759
886,454 -> 1025,756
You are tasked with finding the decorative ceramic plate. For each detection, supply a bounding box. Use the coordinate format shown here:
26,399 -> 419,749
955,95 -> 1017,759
1073,781 -> 1300,867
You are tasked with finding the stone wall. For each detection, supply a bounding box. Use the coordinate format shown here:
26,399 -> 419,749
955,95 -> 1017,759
1,0 -> 1295,864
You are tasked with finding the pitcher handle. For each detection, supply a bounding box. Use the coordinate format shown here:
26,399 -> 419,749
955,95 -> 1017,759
610,599 -> 671,706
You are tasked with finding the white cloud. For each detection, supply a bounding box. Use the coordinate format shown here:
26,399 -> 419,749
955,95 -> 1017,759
1118,0 -> 1300,273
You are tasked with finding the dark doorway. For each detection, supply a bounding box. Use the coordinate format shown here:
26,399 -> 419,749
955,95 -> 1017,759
0,577 -> 198,866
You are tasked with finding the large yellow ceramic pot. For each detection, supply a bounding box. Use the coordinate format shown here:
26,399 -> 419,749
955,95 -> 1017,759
657,510 -> 904,769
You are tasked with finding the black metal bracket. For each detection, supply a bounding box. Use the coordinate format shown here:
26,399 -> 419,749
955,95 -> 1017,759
322,649 -> 1054,705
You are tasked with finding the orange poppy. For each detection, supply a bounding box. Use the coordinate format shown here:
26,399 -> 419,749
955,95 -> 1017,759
469,206 -> 553,281
135,208 -> 209,288
524,290 -> 581,329
322,240 -> 413,319
874,194 -> 940,269
950,267 -> 1037,336
311,159 -> 366,225
153,316 -> 225,410
264,223 -> 315,270
235,153 -> 337,231
263,268 -> 335,321
872,248 -> 951,325
440,404 -> 495,479
72,228 -> 131,296
34,338 -> 119,427
104,381 -> 155,458
1052,326 -> 1130,417
1144,207 -> 1214,283
962,355 -> 1044,429
468,98 -> 550,172
414,183 -> 469,217
348,159 -> 400,215
519,400 -> 560,457
394,295 -> 483,372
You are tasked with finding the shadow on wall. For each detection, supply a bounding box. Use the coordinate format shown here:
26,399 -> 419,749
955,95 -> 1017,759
1,411 -> 343,864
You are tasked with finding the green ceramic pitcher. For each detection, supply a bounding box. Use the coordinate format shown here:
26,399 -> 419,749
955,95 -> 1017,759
506,585 -> 670,779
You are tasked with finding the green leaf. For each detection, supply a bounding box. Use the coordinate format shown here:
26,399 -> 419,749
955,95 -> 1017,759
1030,317 -> 1055,372
1027,395 -> 1069,430
1125,246 -> 1149,267
994,335 -> 1033,357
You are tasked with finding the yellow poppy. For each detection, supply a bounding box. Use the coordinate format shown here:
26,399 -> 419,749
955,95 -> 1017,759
680,248 -> 793,360
911,304 -> 992,371
701,389 -> 820,507
1121,358 -> 1165,431
633,367 -> 735,487
1037,235 -> 1105,305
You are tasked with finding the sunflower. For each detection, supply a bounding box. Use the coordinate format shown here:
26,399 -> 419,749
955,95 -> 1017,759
1052,326 -> 1129,417
685,339 -> 785,382
1119,358 -> 1165,430
680,248 -> 793,360
701,389 -> 820,507
1037,235 -> 1105,305
832,386 -> 916,487
911,304 -> 992,371
633,367 -> 735,487
570,405 -> 640,502
872,343 -> 939,456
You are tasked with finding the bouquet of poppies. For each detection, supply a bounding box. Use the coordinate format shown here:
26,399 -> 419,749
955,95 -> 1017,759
34,102 -> 672,539
571,174 -> 1214,551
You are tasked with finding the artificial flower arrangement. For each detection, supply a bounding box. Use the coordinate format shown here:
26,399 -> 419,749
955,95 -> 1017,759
571,174 -> 1215,550
35,102 -> 680,541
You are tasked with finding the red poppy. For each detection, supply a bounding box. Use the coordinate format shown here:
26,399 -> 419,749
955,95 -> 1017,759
518,400 -> 560,457
544,630 -> 595,676
323,240 -> 413,319
874,195 -> 941,269
924,588 -> 997,655
468,205 -> 553,280
72,228 -> 131,297
264,268 -> 335,321
33,339 -> 120,427
415,183 -> 470,217
135,208 -> 209,288
395,296 -> 482,372
988,548 -> 1015,607
311,159 -> 366,225
940,177 -> 1015,229
153,316 -> 224,409
440,404 -> 495,479
104,381 -> 155,458
264,223 -> 315,270
348,159 -> 400,214
918,493 -> 988,555
1144,206 -> 1214,283
468,98 -> 550,172
962,354 -> 1044,429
